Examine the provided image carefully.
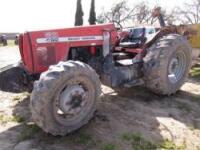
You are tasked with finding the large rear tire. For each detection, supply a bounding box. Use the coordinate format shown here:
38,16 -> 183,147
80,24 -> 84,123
30,61 -> 101,136
143,34 -> 192,95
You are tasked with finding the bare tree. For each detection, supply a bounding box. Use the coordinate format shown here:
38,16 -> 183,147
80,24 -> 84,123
96,0 -> 137,28
161,8 -> 178,25
96,1 -> 177,27
135,2 -> 155,24
96,13 -> 107,24
177,0 -> 200,24
135,2 -> 177,26
164,12 -> 174,25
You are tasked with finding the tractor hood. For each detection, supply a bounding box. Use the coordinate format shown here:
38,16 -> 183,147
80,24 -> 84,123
18,23 -> 118,74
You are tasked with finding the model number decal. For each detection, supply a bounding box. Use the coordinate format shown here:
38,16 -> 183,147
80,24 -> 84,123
44,32 -> 59,43
36,35 -> 103,44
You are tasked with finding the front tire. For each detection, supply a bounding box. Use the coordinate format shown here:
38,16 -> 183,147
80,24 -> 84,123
30,61 -> 101,136
143,34 -> 192,95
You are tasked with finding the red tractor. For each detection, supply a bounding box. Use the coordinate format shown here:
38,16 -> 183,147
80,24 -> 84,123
17,9 -> 192,135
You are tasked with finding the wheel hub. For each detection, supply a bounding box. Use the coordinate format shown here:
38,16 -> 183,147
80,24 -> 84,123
59,85 -> 86,115
169,57 -> 179,74
168,51 -> 186,84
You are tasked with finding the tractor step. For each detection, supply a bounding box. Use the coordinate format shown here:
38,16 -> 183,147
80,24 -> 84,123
116,59 -> 133,66
116,58 -> 143,66
124,79 -> 144,88
112,52 -> 130,60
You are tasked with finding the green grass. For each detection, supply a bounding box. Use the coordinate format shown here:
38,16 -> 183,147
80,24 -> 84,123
18,123 -> 41,142
190,65 -> 200,78
102,143 -> 117,150
121,133 -> 186,150
175,101 -> 192,113
0,114 -> 24,124
22,92 -> 31,97
12,95 -> 21,101
197,146 -> 200,150
12,92 -> 30,101
69,133 -> 92,145
159,139 -> 186,150
11,115 -> 25,122
121,133 -> 157,150
56,131 -> 94,145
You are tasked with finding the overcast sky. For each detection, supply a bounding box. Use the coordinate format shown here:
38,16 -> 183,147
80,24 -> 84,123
0,0 -> 192,32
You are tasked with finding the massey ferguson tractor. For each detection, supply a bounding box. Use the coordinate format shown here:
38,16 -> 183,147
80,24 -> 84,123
15,8 -> 192,135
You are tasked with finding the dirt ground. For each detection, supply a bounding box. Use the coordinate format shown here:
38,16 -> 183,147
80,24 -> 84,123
0,48 -> 200,150
0,47 -> 20,69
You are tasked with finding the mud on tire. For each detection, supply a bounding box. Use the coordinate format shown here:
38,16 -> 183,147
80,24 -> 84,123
143,34 -> 192,95
30,61 -> 101,136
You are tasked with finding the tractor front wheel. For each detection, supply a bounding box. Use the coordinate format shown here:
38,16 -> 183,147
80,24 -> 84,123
30,61 -> 101,136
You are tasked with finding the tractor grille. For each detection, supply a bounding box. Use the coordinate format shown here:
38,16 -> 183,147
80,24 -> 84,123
36,46 -> 56,66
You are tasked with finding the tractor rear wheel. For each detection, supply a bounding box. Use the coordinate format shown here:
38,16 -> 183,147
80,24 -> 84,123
30,61 -> 101,136
143,34 -> 192,95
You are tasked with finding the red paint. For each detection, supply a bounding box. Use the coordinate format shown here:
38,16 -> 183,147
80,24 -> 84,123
19,23 -> 144,74
125,48 -> 143,53
115,47 -> 143,54
90,46 -> 96,55
19,23 -> 117,74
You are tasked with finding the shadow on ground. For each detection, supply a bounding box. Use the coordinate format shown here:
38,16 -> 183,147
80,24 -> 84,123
0,66 -> 32,93
0,77 -> 200,150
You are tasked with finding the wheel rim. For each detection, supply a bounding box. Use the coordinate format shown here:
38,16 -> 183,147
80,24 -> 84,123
53,76 -> 94,126
168,51 -> 187,84
58,85 -> 87,116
